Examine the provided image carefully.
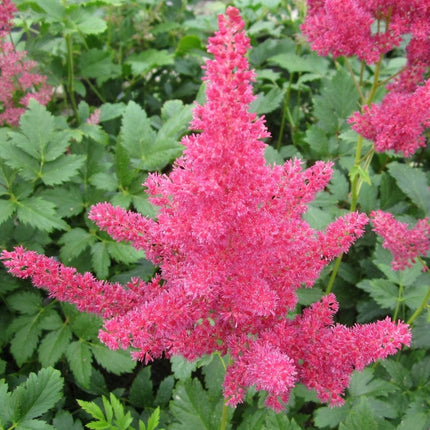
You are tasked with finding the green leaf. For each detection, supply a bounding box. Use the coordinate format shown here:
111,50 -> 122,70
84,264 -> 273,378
89,172 -> 118,191
66,341 -> 93,388
10,315 -> 44,366
339,397 -> 378,430
41,154 -> 86,186
53,410 -> 84,430
250,86 -> 284,115
411,314 -> 430,349
348,368 -> 395,398
120,101 -> 155,161
36,0 -> 65,20
40,186 -> 85,218
314,405 -> 349,429
16,419 -> 55,429
59,228 -> 97,262
77,399 -> 105,421
0,380 -> 13,424
16,197 -> 68,232
171,355 -> 198,381
313,69 -> 358,134
202,355 -> 225,398
356,279 -> 398,310
0,199 -> 16,224
79,49 -> 121,84
268,52 -> 328,74
388,162 -> 430,214
129,366 -> 154,408
70,8 -> 107,35
91,242 -> 111,279
7,291 -> 42,314
91,343 -> 136,375
263,411 -> 301,430
10,368 -> 63,422
146,407 -> 161,430
169,379 -> 223,430
39,326 -> 73,367
154,375 -> 175,408
126,50 -> 174,76
107,241 -> 144,264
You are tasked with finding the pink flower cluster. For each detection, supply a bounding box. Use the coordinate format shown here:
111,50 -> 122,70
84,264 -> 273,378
301,0 -> 430,65
0,0 -> 51,126
1,7 -> 411,411
349,81 -> 430,156
303,0 -> 430,157
371,210 -> 430,270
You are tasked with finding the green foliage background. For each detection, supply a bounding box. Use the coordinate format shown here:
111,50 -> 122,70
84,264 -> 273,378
0,0 -> 429,429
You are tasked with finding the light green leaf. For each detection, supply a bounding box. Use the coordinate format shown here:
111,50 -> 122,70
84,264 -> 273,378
10,368 -> 63,422
77,399 -> 105,421
70,8 -> 107,35
79,49 -> 120,84
66,341 -> 93,388
263,411 -> 301,430
171,356 -> 198,381
126,50 -> 174,76
16,419 -> 55,429
0,380 -> 13,424
348,369 -> 395,397
89,172 -> 118,191
16,196 -> 68,232
36,0 -> 65,20
90,343 -> 136,375
388,162 -> 430,214
59,228 -> 97,262
269,52 -> 328,74
39,326 -> 73,367
314,405 -> 349,429
146,407 -> 161,430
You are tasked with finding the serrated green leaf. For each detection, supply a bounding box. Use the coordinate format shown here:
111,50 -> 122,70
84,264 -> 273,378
91,242 -> 111,279
251,86 -> 285,115
171,356 -> 198,381
7,291 -> 42,314
11,367 -> 63,422
339,397 -> 378,430
0,199 -> 16,224
36,0 -> 65,20
102,396 -> 114,424
106,241 -> 144,264
263,410 -> 301,430
268,52 -> 328,74
115,143 -> 134,188
120,101 -> 155,160
356,279 -> 398,310
91,343 -> 136,375
313,69 -> 358,134
154,375 -> 175,408
129,367 -> 154,408
411,314 -> 430,349
0,380 -> 13,424
59,228 -> 97,262
126,50 -> 174,76
53,410 -> 84,430
39,325 -> 73,367
349,369 -> 395,397
89,172 -> 118,191
70,7 -> 107,35
10,315 -> 44,366
77,399 -> 105,421
69,311 -> 100,340
79,49 -> 120,84
41,154 -> 86,186
40,186 -> 85,218
16,197 -> 68,232
237,410 -> 267,430
314,405 -> 349,429
202,355 -> 225,399
388,162 -> 430,214
16,419 -> 56,429
67,341 -> 93,388
169,379 -> 222,430
146,407 -> 160,430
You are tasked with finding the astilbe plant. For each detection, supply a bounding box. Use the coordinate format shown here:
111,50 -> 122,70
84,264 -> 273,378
0,0 -> 51,127
1,7 -> 411,412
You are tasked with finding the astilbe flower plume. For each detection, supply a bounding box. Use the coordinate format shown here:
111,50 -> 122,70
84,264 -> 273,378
0,0 -> 52,126
371,210 -> 430,270
1,7 -> 411,411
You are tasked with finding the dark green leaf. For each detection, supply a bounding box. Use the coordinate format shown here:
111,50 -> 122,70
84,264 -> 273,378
126,50 -> 174,76
356,279 -> 398,310
314,405 -> 349,429
39,326 -> 73,367
0,199 -> 16,224
59,228 -> 97,263
7,291 -> 42,314
91,242 -> 111,279
388,162 -> 430,214
91,343 -> 136,375
339,397 -> 378,430
66,341 -> 93,388
129,367 -> 154,408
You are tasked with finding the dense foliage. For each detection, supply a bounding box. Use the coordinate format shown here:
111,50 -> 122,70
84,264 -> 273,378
0,1 -> 429,429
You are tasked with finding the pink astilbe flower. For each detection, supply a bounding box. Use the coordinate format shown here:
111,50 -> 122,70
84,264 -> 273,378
301,0 -> 430,65
371,210 -> 430,270
1,7 -> 411,410
87,108 -> 101,125
0,0 -> 52,126
348,80 -> 430,156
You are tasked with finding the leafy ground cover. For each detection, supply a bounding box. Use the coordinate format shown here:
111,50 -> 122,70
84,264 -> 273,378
0,1 -> 429,429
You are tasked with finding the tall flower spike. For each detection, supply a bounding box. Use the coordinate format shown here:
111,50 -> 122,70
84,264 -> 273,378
2,7 -> 410,411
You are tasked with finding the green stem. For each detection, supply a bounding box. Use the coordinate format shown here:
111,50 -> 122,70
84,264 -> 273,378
407,286 -> 430,325
325,255 -> 342,295
219,403 -> 229,430
277,77 -> 295,151
65,34 -> 79,123
344,57 -> 365,103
